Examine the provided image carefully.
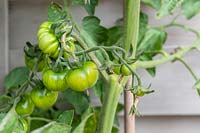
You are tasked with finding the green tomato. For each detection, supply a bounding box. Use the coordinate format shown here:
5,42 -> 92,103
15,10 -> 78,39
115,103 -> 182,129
121,65 -> 131,76
37,21 -> 60,59
42,69 -> 68,91
15,94 -> 35,116
112,60 -> 137,76
66,61 -> 99,91
24,54 -> 46,72
30,87 -> 58,109
112,60 -> 121,75
112,66 -> 121,75
83,62 -> 99,87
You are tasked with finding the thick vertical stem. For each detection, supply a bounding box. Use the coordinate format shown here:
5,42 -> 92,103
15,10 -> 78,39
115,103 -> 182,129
124,0 -> 140,57
124,0 -> 141,133
98,75 -> 123,133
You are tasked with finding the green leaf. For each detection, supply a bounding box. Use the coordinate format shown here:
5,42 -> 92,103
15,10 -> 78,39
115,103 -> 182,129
156,0 -> 184,19
103,12 -> 148,47
72,0 -> 99,16
3,67 -> 30,90
48,3 -> 67,22
146,67 -> 156,77
83,111 -> 97,133
137,28 -> 167,53
105,26 -> 123,46
92,77 -> 106,103
73,107 -> 94,133
63,89 -> 89,115
84,0 -> 99,16
0,108 -> 18,133
81,16 -> 108,44
80,16 -> 107,62
0,95 -> 12,112
138,12 -> 148,44
111,127 -> 119,133
181,0 -> 200,19
142,0 -> 161,9
31,122 -> 71,133
57,110 -> 74,125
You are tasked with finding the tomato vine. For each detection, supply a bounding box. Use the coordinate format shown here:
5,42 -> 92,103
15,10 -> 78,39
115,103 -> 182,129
1,0 -> 200,133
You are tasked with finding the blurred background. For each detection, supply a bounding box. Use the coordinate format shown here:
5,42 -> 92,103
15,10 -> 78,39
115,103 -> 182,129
1,0 -> 200,132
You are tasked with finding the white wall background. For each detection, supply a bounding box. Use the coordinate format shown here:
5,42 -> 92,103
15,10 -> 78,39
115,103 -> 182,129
1,0 -> 200,132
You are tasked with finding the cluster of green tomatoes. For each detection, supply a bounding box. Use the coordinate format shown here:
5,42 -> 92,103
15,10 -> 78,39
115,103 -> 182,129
15,21 -> 99,116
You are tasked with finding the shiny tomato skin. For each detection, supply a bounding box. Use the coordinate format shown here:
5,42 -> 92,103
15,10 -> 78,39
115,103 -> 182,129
30,87 -> 58,109
37,21 -> 60,59
83,61 -> 99,87
121,65 -> 131,76
42,69 -> 68,91
66,69 -> 88,92
15,94 -> 35,116
66,61 -> 99,92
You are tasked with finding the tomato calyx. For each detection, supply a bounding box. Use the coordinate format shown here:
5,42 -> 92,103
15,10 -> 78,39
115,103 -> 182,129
130,85 -> 154,97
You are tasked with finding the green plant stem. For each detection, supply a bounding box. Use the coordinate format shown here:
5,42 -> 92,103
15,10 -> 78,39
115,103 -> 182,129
125,0 -> 140,57
72,33 -> 109,81
75,45 -> 126,56
135,38 -> 200,69
162,22 -> 200,37
176,58 -> 198,81
60,32 -> 76,59
29,117 -> 52,123
98,75 -> 129,133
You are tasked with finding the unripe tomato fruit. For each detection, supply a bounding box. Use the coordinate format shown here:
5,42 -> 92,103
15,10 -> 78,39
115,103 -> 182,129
24,54 -> 46,72
42,69 -> 68,91
15,94 -> 35,116
66,61 -> 99,91
30,87 -> 58,109
112,60 -> 136,76
37,21 -> 60,59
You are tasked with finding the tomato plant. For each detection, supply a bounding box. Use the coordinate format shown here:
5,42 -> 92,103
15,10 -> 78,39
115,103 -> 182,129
1,0 -> 200,133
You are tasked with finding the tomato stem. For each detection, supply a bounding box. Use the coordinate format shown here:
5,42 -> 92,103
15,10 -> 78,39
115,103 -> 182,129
98,75 -> 128,133
176,57 -> 198,81
124,0 -> 140,58
163,22 -> 200,37
28,117 -> 52,123
135,38 -> 200,69
72,33 -> 109,81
